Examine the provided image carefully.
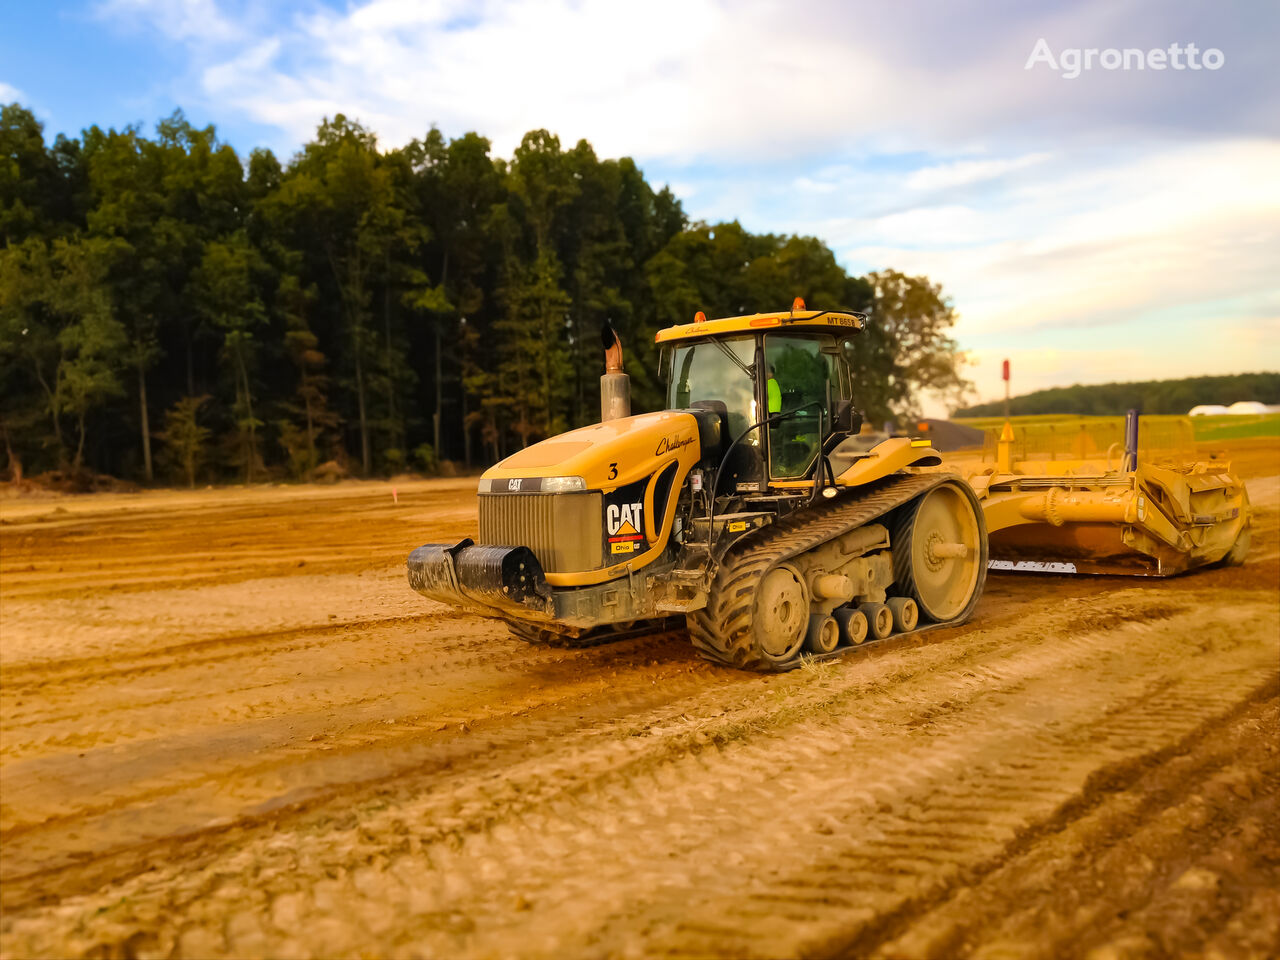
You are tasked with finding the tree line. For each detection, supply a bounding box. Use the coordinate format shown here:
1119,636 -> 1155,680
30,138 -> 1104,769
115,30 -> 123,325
1,103 -> 967,485
955,372 -> 1280,418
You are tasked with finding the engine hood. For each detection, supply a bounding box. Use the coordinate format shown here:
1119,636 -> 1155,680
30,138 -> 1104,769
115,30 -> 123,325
481,410 -> 701,492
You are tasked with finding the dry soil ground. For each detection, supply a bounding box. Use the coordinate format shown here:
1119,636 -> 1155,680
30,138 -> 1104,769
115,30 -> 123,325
1,440 -> 1277,959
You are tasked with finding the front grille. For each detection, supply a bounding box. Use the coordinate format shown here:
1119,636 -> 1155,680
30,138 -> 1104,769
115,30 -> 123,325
478,492 -> 603,573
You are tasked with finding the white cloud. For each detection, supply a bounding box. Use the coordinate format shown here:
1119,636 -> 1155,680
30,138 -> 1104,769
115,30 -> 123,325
0,81 -> 27,103
906,153 -> 1051,191
90,0 -> 1280,403
793,176 -> 840,194
101,0 -> 1280,162
771,137 -> 1280,410
836,139 -> 1280,335
95,0 -> 241,43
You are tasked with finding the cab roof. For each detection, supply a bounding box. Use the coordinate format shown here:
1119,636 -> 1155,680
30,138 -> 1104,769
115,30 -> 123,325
654,308 -> 867,344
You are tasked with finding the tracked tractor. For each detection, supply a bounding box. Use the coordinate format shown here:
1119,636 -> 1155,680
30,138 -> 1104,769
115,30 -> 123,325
408,302 -> 1251,671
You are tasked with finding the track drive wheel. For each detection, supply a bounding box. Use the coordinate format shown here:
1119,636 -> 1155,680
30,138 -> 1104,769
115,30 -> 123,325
754,565 -> 809,662
892,481 -> 988,624
687,558 -> 811,671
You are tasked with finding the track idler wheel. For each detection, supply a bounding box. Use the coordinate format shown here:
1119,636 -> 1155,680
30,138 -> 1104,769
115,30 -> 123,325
892,481 -> 988,624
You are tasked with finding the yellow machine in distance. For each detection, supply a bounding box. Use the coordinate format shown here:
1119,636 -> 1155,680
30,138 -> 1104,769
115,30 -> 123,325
409,303 -> 1251,670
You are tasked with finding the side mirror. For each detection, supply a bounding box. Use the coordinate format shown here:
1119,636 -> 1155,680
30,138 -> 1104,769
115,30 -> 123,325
833,399 -> 861,436
689,399 -> 728,464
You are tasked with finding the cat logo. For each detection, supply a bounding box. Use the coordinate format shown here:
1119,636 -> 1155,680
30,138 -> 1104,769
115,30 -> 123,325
606,502 -> 643,537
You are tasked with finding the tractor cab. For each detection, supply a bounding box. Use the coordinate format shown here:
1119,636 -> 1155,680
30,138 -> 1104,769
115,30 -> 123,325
657,301 -> 864,492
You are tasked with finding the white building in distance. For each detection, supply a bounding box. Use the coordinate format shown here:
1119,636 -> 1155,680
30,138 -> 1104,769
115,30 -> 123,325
1189,401 -> 1277,415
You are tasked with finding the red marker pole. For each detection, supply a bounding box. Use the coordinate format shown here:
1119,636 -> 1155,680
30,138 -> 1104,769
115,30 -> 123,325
1002,359 -> 1011,420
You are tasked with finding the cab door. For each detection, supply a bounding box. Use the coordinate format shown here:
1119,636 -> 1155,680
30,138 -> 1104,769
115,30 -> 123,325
764,336 -> 842,480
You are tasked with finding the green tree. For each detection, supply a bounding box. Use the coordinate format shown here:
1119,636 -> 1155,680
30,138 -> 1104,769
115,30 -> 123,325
1,103 -> 86,244
501,251 -> 572,443
851,269 -> 969,423
0,235 -> 127,471
193,232 -> 266,480
160,394 -> 210,487
955,372 -> 1280,417
80,112 -> 246,481
267,115 -> 421,474
0,102 -> 974,479
276,274 -> 339,477
492,131 -> 579,443
404,128 -> 503,465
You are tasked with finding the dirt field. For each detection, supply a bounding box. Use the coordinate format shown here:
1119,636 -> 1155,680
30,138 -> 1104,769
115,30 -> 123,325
2,439 -> 1278,959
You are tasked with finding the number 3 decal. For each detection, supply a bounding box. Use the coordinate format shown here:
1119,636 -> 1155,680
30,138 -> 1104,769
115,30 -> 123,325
608,462 -> 618,480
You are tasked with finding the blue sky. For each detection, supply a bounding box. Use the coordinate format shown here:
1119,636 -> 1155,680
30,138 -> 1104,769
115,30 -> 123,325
4,0 -> 1278,412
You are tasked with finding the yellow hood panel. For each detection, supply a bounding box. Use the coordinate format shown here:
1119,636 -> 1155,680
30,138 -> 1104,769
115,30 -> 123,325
483,410 -> 701,492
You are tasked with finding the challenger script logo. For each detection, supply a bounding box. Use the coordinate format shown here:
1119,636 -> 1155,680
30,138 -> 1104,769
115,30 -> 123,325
655,434 -> 696,456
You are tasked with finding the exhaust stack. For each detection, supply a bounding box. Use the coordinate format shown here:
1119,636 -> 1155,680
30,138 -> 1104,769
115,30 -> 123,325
600,321 -> 631,421
1122,408 -> 1139,472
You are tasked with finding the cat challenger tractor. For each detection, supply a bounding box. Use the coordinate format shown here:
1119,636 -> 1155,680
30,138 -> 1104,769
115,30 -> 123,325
408,302 -> 1251,671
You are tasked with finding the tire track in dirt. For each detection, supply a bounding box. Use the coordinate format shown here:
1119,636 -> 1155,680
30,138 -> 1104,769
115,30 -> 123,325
1,482 -> 476,602
0,625 -> 728,889
867,694 -> 1280,959
485,611 -> 1275,960
2,466 -> 1276,958
0,610 -> 463,691
2,589 -> 1273,958
0,617 -> 708,759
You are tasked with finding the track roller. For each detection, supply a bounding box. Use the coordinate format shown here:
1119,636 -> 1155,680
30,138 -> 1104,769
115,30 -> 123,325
806,614 -> 840,654
886,596 -> 919,632
834,607 -> 869,646
860,602 -> 893,641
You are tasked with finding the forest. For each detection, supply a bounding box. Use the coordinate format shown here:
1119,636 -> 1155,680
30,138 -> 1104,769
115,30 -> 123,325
955,372 -> 1280,418
1,102 -> 966,485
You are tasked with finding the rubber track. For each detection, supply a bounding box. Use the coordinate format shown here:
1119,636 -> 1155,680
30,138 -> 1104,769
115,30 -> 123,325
687,472 -> 958,670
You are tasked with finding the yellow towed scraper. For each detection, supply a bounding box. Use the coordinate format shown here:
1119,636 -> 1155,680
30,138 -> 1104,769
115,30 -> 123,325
967,420 -> 1250,576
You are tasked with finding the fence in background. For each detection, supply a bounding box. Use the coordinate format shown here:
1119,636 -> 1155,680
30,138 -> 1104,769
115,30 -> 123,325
976,416 -> 1195,464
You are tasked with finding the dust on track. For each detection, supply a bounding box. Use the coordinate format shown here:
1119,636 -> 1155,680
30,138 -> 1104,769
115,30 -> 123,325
1,440 -> 1277,958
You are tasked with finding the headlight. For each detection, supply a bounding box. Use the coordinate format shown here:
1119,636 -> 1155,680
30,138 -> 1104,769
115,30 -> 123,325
478,475 -> 587,493
540,476 -> 587,492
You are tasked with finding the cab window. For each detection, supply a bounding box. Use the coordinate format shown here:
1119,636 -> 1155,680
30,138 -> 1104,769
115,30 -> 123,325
764,336 -> 835,479
668,337 -> 757,442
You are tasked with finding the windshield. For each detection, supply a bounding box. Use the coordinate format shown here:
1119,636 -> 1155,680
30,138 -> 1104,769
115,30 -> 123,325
668,337 -> 757,442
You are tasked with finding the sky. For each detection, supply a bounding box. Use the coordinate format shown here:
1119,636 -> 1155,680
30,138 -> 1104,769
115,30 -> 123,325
3,0 -> 1278,413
